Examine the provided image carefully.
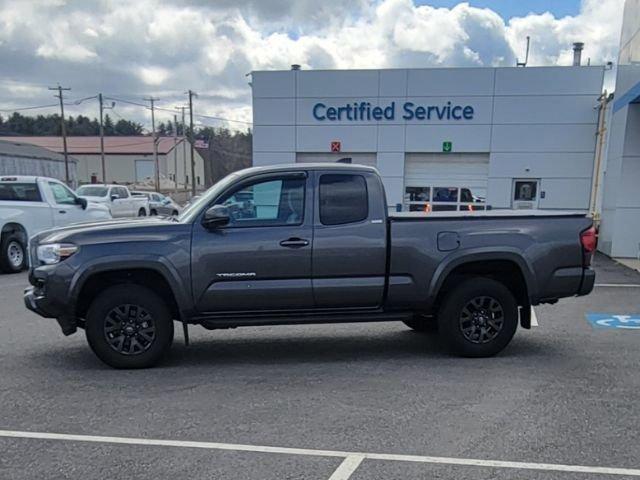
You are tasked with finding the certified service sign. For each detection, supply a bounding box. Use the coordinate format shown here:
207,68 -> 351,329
585,313 -> 640,329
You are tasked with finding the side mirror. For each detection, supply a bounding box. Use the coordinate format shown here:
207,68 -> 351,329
110,194 -> 119,202
76,196 -> 88,210
202,205 -> 230,228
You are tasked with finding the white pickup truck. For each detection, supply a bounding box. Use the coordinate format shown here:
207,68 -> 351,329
76,184 -> 150,218
0,176 -> 112,273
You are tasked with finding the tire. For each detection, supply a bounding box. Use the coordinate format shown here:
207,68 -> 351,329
437,277 -> 518,357
150,209 -> 157,216
138,208 -> 147,217
85,284 -> 174,368
0,233 -> 26,273
403,314 -> 438,333
172,210 -> 179,216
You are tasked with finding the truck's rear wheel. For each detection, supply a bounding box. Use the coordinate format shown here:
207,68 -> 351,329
1,233 -> 26,273
85,285 -> 174,368
437,277 -> 517,357
138,208 -> 147,217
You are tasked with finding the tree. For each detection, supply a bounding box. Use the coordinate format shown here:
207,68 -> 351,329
103,114 -> 115,135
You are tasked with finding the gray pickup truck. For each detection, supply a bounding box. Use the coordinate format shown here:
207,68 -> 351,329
24,164 -> 596,368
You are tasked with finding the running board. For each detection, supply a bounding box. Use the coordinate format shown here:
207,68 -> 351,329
196,311 -> 413,330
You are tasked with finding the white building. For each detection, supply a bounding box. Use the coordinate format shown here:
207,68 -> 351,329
598,0 -> 640,258
252,65 -> 604,214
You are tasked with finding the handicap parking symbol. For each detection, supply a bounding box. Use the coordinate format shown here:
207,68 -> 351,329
586,313 -> 640,330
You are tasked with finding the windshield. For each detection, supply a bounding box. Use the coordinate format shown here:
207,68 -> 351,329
77,186 -> 109,197
177,173 -> 240,223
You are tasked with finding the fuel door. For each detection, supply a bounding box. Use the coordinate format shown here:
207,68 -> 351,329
437,231 -> 460,252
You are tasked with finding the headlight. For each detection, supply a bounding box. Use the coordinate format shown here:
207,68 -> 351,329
36,243 -> 78,265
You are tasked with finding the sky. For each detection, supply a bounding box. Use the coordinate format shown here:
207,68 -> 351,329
0,0 -> 626,132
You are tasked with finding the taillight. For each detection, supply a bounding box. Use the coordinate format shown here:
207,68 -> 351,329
580,226 -> 598,254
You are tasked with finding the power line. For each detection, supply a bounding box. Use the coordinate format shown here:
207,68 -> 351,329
0,103 -> 60,112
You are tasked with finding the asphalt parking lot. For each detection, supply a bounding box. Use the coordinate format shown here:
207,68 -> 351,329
1,254 -> 640,479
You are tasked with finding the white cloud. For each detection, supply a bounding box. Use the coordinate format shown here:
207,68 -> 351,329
0,0 -> 626,130
137,66 -> 171,86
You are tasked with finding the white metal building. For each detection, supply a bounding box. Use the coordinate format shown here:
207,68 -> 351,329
598,0 -> 640,258
252,66 -> 604,214
0,136 -> 205,191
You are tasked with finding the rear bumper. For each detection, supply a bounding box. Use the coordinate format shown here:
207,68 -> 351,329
541,266 -> 595,302
578,267 -> 596,296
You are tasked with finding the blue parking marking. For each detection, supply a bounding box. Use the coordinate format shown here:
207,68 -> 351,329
586,313 -> 640,330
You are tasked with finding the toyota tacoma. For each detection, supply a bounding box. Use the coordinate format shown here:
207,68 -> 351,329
24,164 -> 596,368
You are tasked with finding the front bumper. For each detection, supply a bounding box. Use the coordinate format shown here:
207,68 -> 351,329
24,287 -> 78,335
24,286 -> 55,318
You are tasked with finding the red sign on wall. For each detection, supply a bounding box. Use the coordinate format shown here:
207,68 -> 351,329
330,141 -> 341,152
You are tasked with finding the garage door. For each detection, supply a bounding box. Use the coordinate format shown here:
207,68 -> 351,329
404,153 -> 489,212
296,153 -> 377,168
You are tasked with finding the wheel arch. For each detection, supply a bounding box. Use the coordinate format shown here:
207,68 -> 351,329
428,249 -> 536,311
71,259 -> 189,322
1,221 -> 28,244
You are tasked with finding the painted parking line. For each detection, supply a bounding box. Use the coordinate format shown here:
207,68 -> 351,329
594,283 -> 640,288
1,429 -> 640,477
530,307 -> 539,327
328,455 -> 365,480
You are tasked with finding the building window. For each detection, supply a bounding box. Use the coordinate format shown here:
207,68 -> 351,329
404,186 -> 486,212
514,181 -> 537,201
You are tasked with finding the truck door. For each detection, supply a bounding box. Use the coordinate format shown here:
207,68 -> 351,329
191,171 -> 314,312
110,187 -> 129,217
47,181 -> 86,226
311,171 -> 387,308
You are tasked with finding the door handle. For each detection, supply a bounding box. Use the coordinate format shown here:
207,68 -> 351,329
279,238 -> 309,248
58,210 -> 67,214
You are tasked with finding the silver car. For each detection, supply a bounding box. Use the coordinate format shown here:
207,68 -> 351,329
130,191 -> 181,216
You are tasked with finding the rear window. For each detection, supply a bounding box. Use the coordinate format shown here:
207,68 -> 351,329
0,183 -> 42,202
77,186 -> 108,197
319,174 -> 368,225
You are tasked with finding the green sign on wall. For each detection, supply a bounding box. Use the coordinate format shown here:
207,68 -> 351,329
442,141 -> 453,153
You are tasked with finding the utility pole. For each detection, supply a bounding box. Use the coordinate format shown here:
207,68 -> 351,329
98,93 -> 106,183
187,90 -> 197,198
98,95 -> 114,183
176,106 -> 187,191
144,96 -> 160,191
49,85 -> 71,185
173,114 -> 178,195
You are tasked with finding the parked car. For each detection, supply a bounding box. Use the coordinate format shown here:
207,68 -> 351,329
131,191 -> 181,216
76,184 -> 149,218
0,175 -> 111,273
25,164 -> 596,368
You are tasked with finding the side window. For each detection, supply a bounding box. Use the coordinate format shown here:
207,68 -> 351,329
118,187 -> 129,199
48,182 -> 77,205
217,177 -> 305,227
319,174 -> 368,226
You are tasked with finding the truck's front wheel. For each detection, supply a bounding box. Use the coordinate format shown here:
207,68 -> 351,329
85,285 -> 174,368
438,278 -> 518,357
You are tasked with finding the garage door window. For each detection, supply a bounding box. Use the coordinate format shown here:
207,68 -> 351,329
404,186 -> 486,212
319,174 -> 368,225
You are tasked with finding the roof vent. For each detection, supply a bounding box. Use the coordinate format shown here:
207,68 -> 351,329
572,42 -> 584,66
291,64 -> 301,71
